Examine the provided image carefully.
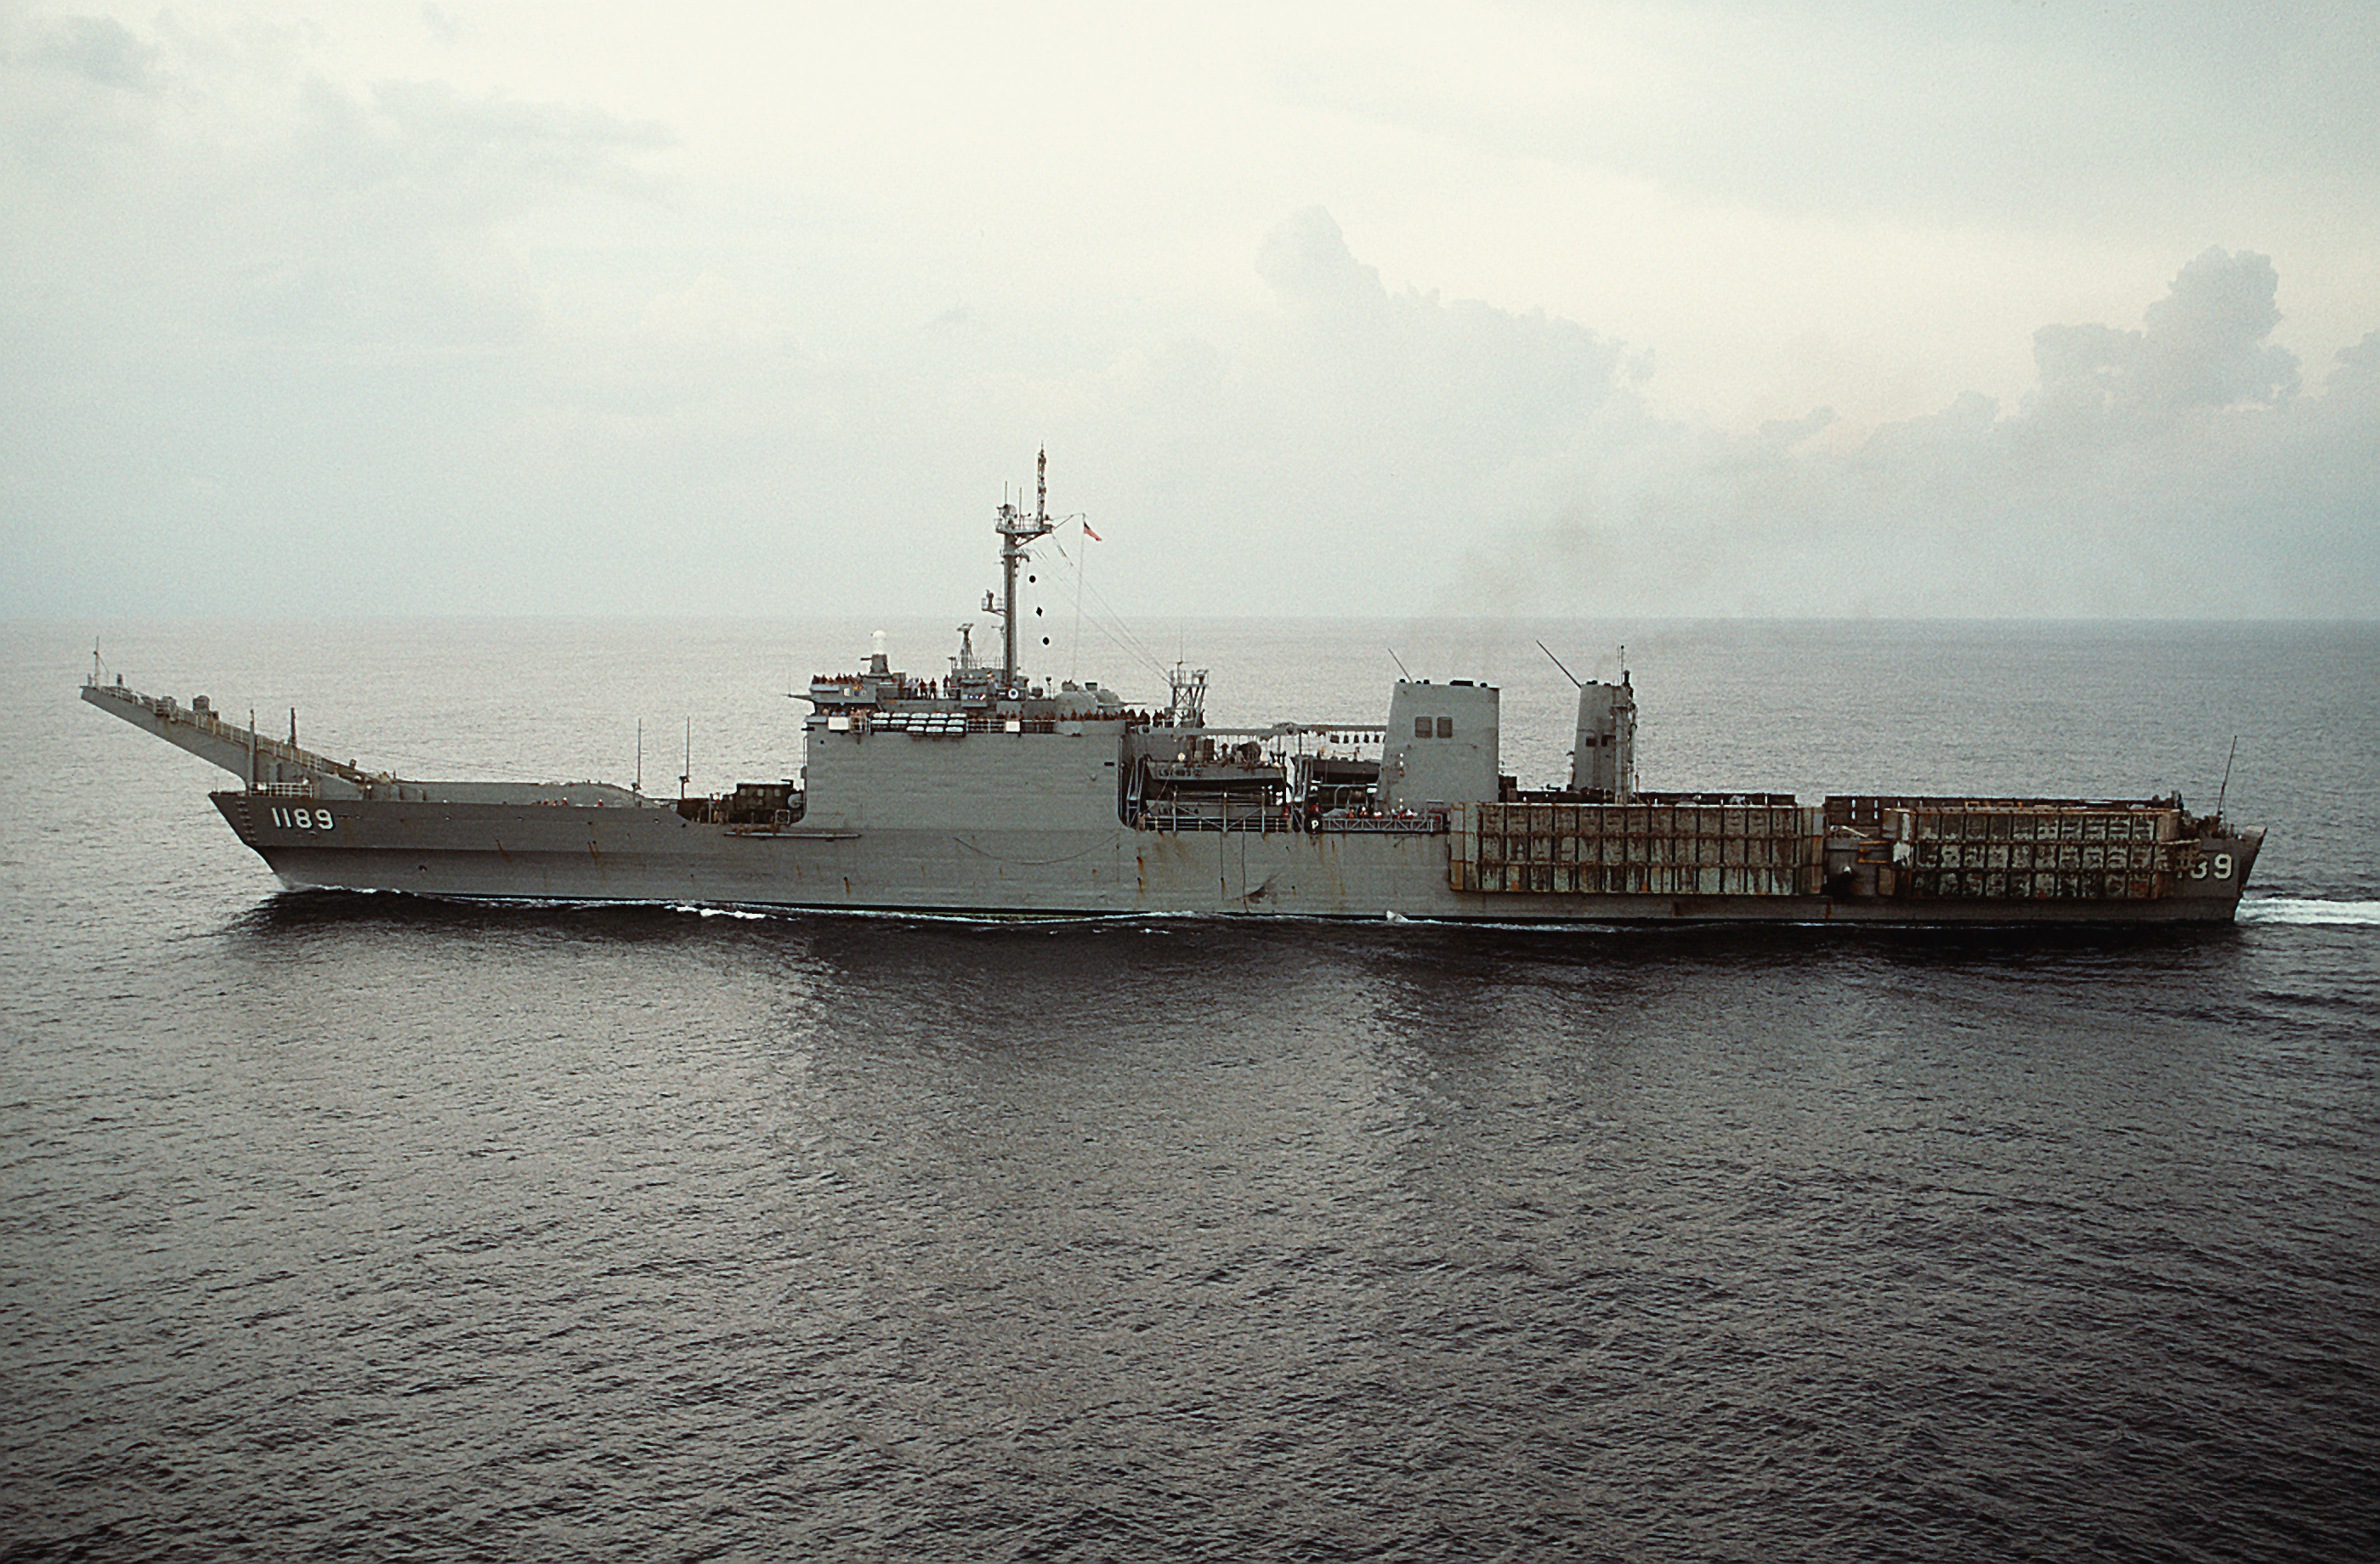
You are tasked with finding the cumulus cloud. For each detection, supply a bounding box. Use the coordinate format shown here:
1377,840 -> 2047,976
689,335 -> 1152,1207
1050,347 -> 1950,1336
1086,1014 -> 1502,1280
1165,207 -> 1632,581
1256,207 -> 1386,313
2030,248 -> 2299,426
1075,224 -> 2370,622
1462,246 -> 2376,617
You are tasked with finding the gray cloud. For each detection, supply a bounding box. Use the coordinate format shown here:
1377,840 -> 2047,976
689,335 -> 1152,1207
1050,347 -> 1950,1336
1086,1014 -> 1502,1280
0,7 -> 681,612
1,7 -> 2370,625
1256,206 -> 1386,312
19,11 -> 158,90
1290,1 -> 2380,236
3,11 -> 671,352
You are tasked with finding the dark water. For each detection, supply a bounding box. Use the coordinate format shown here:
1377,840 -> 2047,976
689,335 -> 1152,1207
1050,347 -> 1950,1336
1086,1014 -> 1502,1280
4,618 -> 2376,1561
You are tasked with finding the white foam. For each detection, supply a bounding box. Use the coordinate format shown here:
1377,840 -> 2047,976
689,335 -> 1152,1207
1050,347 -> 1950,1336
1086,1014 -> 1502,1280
2237,898 -> 2380,926
665,903 -> 777,921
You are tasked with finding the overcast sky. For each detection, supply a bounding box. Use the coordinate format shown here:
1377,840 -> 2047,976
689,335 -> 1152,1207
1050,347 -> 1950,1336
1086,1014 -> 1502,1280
4,0 -> 2375,621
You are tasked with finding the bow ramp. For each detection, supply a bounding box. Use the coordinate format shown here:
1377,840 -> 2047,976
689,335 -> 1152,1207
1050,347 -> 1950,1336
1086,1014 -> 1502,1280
80,676 -> 644,808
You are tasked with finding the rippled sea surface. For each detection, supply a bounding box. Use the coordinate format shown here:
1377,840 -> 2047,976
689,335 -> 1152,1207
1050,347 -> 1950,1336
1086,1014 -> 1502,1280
4,617 -> 2375,1561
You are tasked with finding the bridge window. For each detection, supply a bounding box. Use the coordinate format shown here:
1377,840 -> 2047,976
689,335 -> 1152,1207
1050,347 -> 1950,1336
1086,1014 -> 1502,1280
1414,717 -> 1431,738
1436,717 -> 1454,738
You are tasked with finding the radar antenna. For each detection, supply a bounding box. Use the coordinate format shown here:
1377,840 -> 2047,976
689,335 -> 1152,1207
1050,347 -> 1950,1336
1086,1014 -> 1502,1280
1163,664 -> 1209,728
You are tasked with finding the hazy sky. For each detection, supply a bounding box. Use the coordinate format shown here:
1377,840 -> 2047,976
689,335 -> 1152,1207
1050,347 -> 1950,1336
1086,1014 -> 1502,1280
5,0 -> 2375,620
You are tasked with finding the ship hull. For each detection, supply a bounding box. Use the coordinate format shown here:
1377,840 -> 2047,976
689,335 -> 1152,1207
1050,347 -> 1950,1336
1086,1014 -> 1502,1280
215,793 -> 2263,925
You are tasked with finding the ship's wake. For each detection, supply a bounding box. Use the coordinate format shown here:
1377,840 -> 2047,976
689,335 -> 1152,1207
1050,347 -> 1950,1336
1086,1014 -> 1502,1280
2238,898 -> 2380,926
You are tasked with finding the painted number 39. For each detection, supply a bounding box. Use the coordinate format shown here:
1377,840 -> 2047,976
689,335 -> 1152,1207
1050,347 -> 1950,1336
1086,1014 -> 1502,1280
2190,852 -> 2234,881
269,807 -> 335,831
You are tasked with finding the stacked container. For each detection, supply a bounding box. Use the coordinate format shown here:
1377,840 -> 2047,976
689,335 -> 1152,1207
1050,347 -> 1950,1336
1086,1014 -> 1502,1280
1454,802 -> 1826,897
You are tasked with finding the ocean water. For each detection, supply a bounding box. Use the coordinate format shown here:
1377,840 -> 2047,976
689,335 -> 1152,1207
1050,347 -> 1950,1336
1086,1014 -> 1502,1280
3,616 -> 2375,1562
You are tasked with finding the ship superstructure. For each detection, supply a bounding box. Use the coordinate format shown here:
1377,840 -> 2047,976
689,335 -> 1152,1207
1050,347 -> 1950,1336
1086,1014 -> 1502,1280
82,457 -> 2264,923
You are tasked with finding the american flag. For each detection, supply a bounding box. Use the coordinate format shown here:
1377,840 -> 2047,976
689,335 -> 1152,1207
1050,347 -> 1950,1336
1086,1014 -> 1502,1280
1082,522 -> 1102,542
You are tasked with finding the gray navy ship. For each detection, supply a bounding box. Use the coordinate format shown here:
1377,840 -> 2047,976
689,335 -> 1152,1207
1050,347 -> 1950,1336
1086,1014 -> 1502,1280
84,456 -> 2264,924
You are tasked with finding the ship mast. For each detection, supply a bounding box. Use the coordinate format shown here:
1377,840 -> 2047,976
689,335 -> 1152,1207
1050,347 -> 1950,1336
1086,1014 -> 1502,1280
987,449 -> 1055,693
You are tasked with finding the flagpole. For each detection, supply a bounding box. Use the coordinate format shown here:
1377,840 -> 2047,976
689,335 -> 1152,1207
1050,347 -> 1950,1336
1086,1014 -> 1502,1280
1073,518 -> 1092,683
